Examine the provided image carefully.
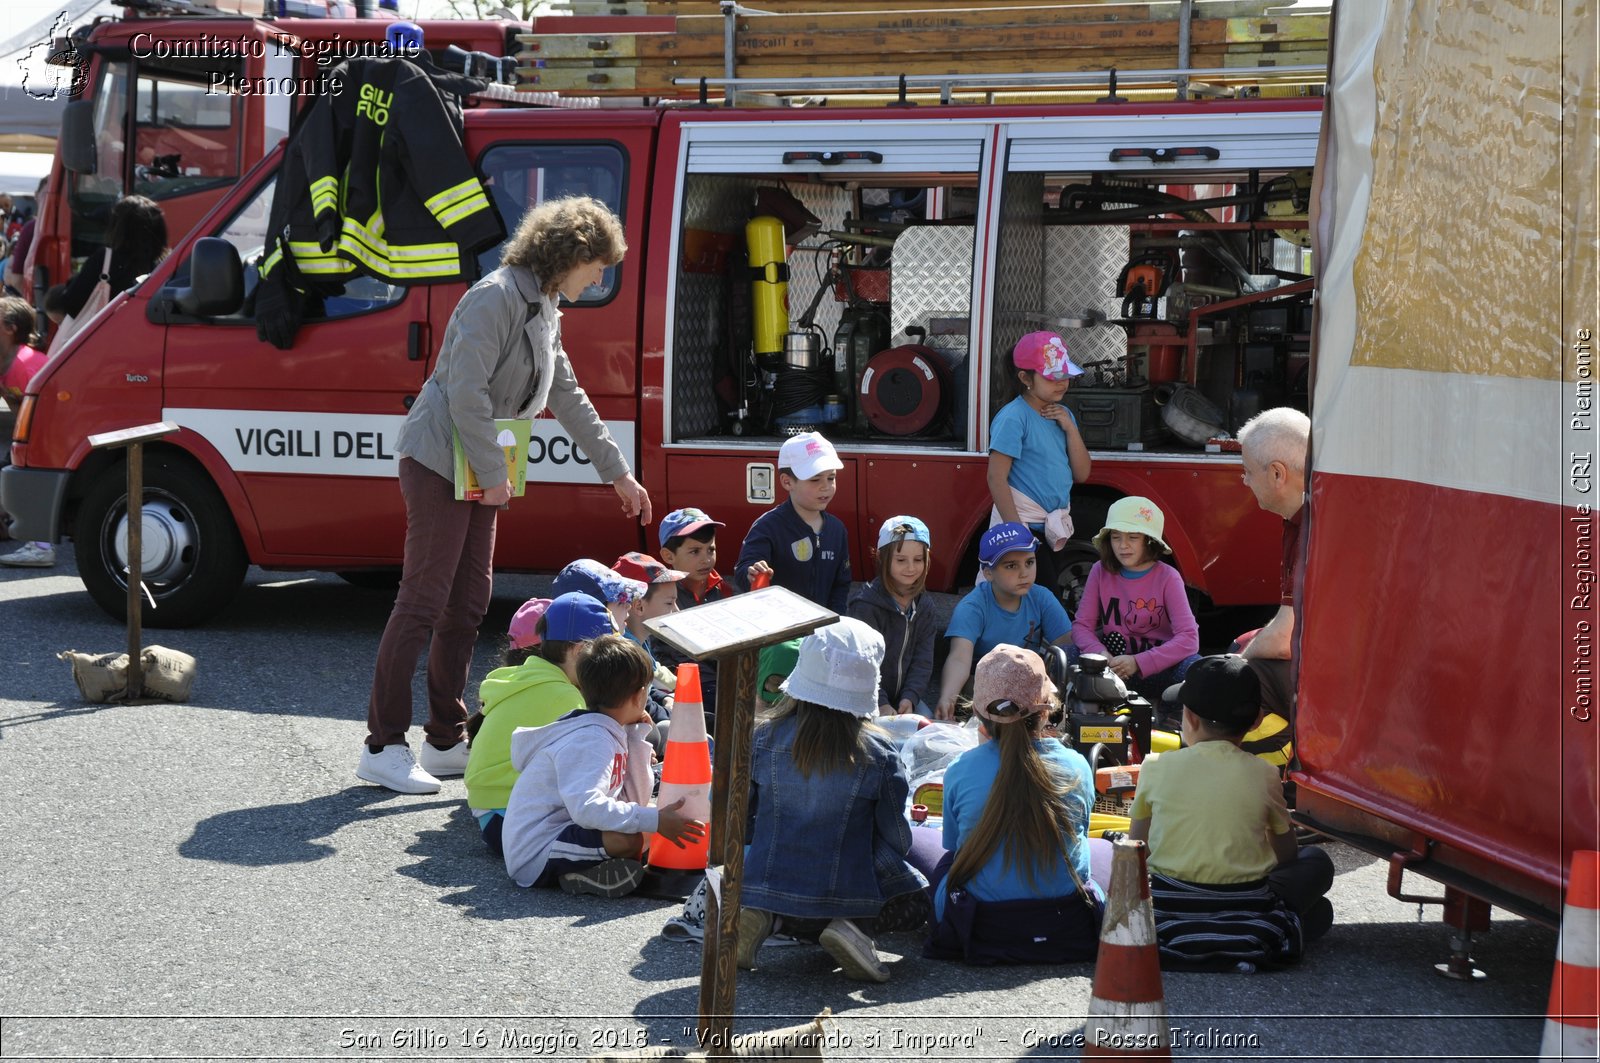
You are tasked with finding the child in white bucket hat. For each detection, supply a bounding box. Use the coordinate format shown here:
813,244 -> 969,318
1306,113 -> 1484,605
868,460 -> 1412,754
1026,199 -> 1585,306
737,618 -> 927,982
1069,495 -> 1201,704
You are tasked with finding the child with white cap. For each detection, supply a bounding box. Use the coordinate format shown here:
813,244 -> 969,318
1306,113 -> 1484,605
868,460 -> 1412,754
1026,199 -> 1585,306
733,431 -> 852,612
847,515 -> 938,716
737,617 -> 925,982
1070,495 -> 1200,705
925,645 -> 1101,965
987,331 -> 1092,602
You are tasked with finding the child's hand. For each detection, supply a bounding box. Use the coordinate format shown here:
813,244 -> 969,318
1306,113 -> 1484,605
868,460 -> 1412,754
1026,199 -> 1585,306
747,560 -> 773,578
1108,655 -> 1141,679
934,696 -> 956,721
1040,403 -> 1074,430
897,699 -> 916,716
878,704 -> 895,717
654,796 -> 707,848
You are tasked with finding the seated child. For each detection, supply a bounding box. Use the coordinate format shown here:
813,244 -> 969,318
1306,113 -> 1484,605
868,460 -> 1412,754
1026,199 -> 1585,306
656,507 -> 729,705
1128,655 -> 1335,970
552,558 -> 646,632
935,522 -> 1072,719
734,431 -> 851,613
612,550 -> 687,724
847,516 -> 938,717
1071,495 -> 1200,705
500,634 -> 705,896
926,645 -> 1101,965
465,592 -> 616,857
737,618 -> 924,982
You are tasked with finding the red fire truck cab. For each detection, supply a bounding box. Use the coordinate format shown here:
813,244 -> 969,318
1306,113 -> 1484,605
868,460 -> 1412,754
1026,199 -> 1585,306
4,90 -> 1321,626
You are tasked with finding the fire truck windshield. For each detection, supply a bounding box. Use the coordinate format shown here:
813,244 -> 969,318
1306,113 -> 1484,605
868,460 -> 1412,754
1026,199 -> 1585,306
69,53 -> 244,257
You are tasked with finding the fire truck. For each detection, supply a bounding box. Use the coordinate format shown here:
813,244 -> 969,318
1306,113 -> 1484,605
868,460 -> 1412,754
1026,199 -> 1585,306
24,0 -> 554,303
3,5 -> 1327,626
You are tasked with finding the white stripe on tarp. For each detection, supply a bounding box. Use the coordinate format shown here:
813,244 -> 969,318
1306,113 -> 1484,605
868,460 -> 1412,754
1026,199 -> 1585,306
1539,1020 -> 1598,1058
1083,1001 -> 1170,1044
1100,909 -> 1158,948
1558,903 -> 1600,967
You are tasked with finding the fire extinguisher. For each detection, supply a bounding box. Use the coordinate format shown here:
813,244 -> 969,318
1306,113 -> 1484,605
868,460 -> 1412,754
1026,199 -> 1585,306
745,215 -> 788,360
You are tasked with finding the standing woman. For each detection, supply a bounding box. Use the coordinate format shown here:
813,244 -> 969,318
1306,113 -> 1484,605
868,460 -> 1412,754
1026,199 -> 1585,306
359,195 -> 651,794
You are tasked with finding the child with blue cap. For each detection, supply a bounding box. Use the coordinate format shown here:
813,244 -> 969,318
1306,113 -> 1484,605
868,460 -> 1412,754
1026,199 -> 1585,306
847,515 -> 939,717
934,522 -> 1073,719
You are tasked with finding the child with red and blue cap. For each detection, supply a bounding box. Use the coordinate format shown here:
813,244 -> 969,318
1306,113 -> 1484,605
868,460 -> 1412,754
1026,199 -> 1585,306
987,331 -> 1092,605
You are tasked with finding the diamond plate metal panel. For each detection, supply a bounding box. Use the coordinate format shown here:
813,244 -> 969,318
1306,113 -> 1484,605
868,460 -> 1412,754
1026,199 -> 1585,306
1044,225 -> 1131,375
891,225 -> 976,340
990,172 -> 1046,419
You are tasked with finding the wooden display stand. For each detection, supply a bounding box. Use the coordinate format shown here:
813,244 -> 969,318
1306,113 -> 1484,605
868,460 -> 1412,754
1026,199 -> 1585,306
85,421 -> 179,700
644,586 -> 836,1060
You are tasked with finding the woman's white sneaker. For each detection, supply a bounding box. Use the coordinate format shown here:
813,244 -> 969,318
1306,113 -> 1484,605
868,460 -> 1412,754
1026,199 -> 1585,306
357,745 -> 442,794
0,542 -> 55,567
418,740 -> 470,777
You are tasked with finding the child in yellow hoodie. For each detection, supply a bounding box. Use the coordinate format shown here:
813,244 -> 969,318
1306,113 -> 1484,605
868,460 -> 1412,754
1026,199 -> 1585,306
465,592 -> 616,857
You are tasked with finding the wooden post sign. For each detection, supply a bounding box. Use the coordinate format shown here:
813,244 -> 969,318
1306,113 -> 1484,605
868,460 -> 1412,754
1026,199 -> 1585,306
86,421 -> 179,700
644,586 -> 837,1058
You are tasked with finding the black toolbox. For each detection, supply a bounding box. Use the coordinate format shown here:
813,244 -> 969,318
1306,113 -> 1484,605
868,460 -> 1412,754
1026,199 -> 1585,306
1062,387 -> 1165,448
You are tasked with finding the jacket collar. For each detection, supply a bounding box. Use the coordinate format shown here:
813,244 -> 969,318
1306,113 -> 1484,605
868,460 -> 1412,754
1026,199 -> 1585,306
508,264 -> 552,306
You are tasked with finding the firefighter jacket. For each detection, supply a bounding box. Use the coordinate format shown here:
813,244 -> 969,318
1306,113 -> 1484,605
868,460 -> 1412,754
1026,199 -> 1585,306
259,57 -> 503,293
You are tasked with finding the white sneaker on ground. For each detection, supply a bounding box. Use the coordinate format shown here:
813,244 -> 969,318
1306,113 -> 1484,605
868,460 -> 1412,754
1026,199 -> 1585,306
0,542 -> 55,567
356,744 -> 441,794
819,918 -> 890,983
418,740 -> 470,777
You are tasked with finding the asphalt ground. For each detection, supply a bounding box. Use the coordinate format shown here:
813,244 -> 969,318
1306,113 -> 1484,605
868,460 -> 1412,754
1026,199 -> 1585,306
0,549 -> 1563,1062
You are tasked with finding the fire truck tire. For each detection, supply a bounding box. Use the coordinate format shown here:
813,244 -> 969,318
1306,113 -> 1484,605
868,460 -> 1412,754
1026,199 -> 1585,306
76,455 -> 248,629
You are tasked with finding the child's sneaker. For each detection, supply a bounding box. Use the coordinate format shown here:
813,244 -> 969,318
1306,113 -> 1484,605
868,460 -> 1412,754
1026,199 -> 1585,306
0,542 -> 55,567
559,858 -> 644,898
819,918 -> 890,982
736,907 -> 774,970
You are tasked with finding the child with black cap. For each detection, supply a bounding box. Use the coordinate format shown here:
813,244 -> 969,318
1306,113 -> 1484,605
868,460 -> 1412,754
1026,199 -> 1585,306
1128,655 -> 1334,970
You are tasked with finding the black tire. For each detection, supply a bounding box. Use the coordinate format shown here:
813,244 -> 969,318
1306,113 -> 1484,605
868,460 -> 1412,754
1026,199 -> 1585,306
76,453 -> 248,628
337,569 -> 403,590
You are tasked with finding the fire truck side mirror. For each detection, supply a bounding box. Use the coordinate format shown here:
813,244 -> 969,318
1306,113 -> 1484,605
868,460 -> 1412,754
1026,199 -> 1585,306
60,101 -> 96,176
172,238 -> 244,318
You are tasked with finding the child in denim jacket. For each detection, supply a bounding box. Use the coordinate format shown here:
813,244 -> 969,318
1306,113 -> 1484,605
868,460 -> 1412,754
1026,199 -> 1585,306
736,618 -> 925,983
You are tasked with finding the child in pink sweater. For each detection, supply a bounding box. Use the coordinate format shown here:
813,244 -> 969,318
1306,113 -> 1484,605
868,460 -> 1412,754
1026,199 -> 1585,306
1071,496 -> 1200,705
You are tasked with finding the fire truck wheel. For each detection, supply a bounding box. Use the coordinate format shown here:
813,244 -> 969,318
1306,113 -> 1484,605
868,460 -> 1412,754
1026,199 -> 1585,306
1056,539 -> 1100,616
76,455 -> 248,629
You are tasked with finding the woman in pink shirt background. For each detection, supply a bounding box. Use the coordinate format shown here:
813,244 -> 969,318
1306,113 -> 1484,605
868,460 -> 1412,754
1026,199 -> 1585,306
0,296 -> 53,567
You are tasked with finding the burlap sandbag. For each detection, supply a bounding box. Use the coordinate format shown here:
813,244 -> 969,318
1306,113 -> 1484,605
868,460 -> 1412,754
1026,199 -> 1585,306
587,1010 -> 832,1062
58,646 -> 197,703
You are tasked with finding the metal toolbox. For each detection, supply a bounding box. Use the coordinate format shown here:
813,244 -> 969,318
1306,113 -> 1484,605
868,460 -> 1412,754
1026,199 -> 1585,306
1063,387 -> 1165,449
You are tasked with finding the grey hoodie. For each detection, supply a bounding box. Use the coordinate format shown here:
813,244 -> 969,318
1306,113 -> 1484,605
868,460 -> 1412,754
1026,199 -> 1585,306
501,710 -> 657,888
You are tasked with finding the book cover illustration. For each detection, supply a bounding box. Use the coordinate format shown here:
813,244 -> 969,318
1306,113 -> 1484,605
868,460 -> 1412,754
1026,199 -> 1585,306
453,418 -> 532,501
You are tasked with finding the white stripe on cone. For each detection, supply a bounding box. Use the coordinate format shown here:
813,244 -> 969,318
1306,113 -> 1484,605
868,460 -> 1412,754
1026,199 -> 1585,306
1084,1002 -> 1170,1046
1556,903 -> 1600,968
1100,906 -> 1159,948
1540,1021 -> 1598,1058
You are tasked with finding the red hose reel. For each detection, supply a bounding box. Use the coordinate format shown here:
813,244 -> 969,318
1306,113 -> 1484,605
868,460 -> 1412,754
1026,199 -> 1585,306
857,344 -> 953,435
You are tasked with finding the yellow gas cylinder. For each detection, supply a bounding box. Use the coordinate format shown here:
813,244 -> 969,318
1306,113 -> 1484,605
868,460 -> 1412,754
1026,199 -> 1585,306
745,215 -> 789,358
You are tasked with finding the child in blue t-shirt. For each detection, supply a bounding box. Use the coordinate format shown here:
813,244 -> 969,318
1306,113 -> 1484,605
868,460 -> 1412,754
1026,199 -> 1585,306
987,331 -> 1092,602
934,523 -> 1072,719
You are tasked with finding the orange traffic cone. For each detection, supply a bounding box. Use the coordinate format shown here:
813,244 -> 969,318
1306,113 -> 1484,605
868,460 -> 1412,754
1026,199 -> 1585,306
648,662 -> 712,881
1541,849 -> 1599,1059
1083,838 -> 1171,1060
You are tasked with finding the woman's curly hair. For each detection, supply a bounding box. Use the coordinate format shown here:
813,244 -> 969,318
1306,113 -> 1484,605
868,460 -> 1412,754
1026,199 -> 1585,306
500,195 -> 627,293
